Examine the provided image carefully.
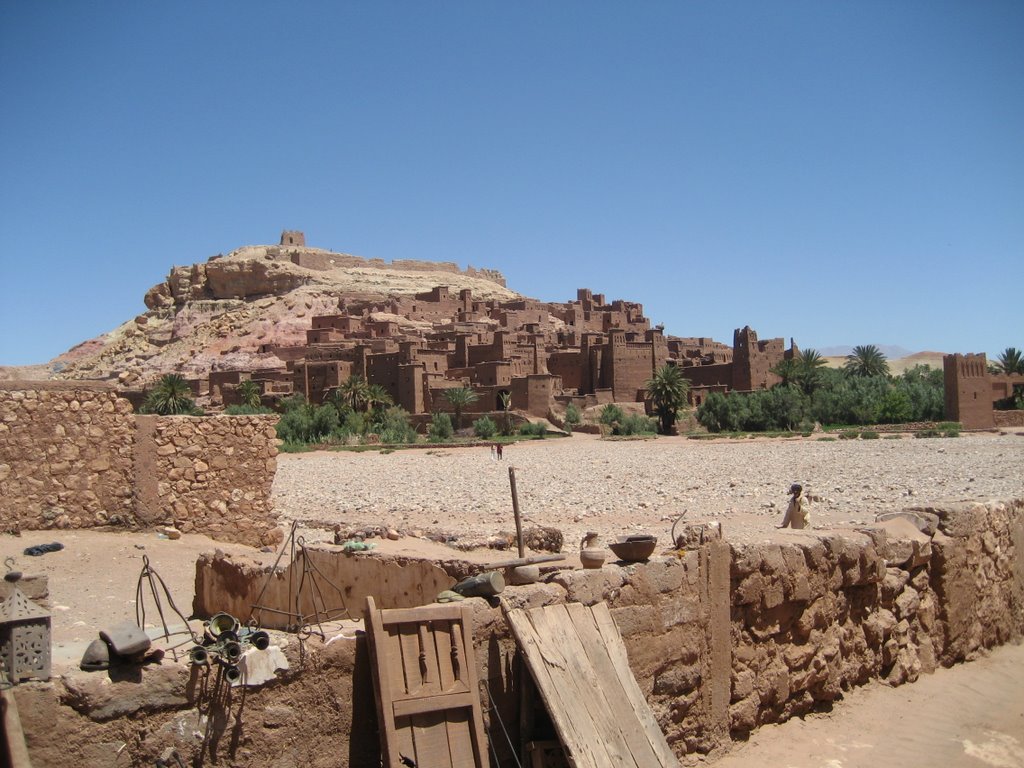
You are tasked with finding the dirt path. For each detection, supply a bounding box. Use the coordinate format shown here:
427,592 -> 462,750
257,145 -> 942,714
707,642 -> 1024,768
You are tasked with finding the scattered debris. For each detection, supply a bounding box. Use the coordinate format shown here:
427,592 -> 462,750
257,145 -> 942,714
23,542 -> 63,557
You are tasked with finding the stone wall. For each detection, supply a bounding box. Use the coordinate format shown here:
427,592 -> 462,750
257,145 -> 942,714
134,414 -> 280,547
0,383 -> 280,547
994,409 -> 1024,427
10,500 -> 1023,767
0,382 -> 136,530
727,500 -> 1023,735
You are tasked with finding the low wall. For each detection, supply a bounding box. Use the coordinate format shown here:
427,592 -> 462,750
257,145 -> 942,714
0,382 -> 281,547
134,414 -> 280,546
994,410 -> 1024,427
0,382 -> 136,529
10,500 -> 1023,767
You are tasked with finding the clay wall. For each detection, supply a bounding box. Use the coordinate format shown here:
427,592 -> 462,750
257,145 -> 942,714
0,382 -> 136,530
134,415 -> 280,547
510,374 -> 560,416
943,353 -> 995,429
546,349 -> 584,392
732,326 -> 785,392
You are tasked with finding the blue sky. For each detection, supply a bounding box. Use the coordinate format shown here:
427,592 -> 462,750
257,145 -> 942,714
1,2 -> 1021,366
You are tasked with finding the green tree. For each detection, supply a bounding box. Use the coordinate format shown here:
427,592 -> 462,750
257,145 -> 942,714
844,345 -> 890,378
365,383 -> 393,412
473,415 -> 497,439
564,402 -> 581,431
770,358 -> 800,388
428,412 -> 454,442
235,379 -> 262,409
443,387 -> 479,429
996,347 -> 1024,375
377,407 -> 418,444
142,374 -> 197,415
797,349 -> 828,394
338,375 -> 370,412
498,390 -> 513,435
645,364 -> 690,434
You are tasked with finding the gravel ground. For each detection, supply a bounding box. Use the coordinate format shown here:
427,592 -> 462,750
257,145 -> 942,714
273,430 -> 1024,550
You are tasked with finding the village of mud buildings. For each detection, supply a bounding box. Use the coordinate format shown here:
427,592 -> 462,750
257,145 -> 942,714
0,231 -> 1022,768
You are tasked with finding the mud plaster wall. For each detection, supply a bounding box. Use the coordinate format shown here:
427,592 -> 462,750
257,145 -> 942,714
0,382 -> 136,529
0,383 -> 280,547
11,501 -> 1023,768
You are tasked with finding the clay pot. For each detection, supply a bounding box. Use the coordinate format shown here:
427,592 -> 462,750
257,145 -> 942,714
580,532 -> 607,569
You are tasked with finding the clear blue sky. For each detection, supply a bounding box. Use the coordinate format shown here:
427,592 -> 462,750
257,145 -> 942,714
1,2 -> 1021,366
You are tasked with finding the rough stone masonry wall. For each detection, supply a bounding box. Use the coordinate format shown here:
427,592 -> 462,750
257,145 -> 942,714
134,414 -> 281,547
9,502 -> 1022,768
727,499 -> 1024,736
0,382 -> 280,547
0,382 -> 136,530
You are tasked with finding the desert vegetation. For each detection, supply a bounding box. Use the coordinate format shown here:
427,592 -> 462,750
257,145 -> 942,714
696,349 -> 946,433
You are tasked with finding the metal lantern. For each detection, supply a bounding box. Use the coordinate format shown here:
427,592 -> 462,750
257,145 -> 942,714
0,577 -> 51,683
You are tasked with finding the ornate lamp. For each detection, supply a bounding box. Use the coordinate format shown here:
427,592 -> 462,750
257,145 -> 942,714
0,573 -> 51,683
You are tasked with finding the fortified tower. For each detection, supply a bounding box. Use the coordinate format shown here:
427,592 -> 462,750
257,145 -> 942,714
943,353 -> 994,430
280,230 -> 306,247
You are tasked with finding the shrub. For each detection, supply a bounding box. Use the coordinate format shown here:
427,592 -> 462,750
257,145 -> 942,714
224,404 -> 275,415
473,416 -> 498,439
564,403 -> 581,428
838,430 -> 860,440
378,407 -> 418,444
599,404 -> 625,426
914,428 -> 941,439
428,412 -> 454,442
612,414 -> 657,436
518,422 -> 547,438
860,430 -> 880,439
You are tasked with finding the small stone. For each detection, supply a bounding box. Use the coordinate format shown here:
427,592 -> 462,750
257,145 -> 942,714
160,526 -> 182,540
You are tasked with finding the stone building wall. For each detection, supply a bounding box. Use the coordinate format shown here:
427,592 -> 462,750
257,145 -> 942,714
0,382 -> 136,530
134,414 -> 280,547
0,383 -> 280,547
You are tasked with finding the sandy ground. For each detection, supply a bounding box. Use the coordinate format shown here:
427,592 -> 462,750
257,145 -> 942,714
708,641 -> 1024,768
3,429 -> 1023,765
273,430 -> 1024,550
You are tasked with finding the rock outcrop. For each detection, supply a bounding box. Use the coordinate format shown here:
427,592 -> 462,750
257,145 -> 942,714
44,243 -> 515,383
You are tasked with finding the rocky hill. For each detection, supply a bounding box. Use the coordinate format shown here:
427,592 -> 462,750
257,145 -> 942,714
37,242 -> 518,384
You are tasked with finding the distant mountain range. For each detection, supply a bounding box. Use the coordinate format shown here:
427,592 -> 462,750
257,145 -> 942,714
817,345 -> 914,359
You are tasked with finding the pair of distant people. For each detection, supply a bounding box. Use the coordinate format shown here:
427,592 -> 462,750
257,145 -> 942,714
489,443 -> 504,461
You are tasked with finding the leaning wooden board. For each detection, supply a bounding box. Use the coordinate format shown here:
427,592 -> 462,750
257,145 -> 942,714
505,602 -> 679,768
365,596 -> 490,768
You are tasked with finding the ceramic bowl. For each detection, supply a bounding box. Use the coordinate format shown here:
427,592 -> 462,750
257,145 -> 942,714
608,535 -> 658,562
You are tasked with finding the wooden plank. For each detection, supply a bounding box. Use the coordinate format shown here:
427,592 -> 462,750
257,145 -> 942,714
458,603 -> 490,768
530,604 -> 636,766
591,603 -> 678,767
565,602 -> 659,766
366,596 -> 403,768
379,604 -> 463,625
484,553 -> 567,569
394,692 -> 477,718
507,603 -> 678,768
411,709 -> 455,768
507,606 -> 600,768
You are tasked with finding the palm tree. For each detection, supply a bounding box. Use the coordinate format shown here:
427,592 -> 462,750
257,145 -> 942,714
443,387 -> 479,429
143,373 -> 196,415
365,384 -> 393,414
770,358 -> 800,388
797,348 -> 828,394
645,364 -> 690,435
996,347 -> 1024,375
498,390 -> 513,435
236,379 -> 262,409
338,375 -> 370,412
844,345 -> 890,378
